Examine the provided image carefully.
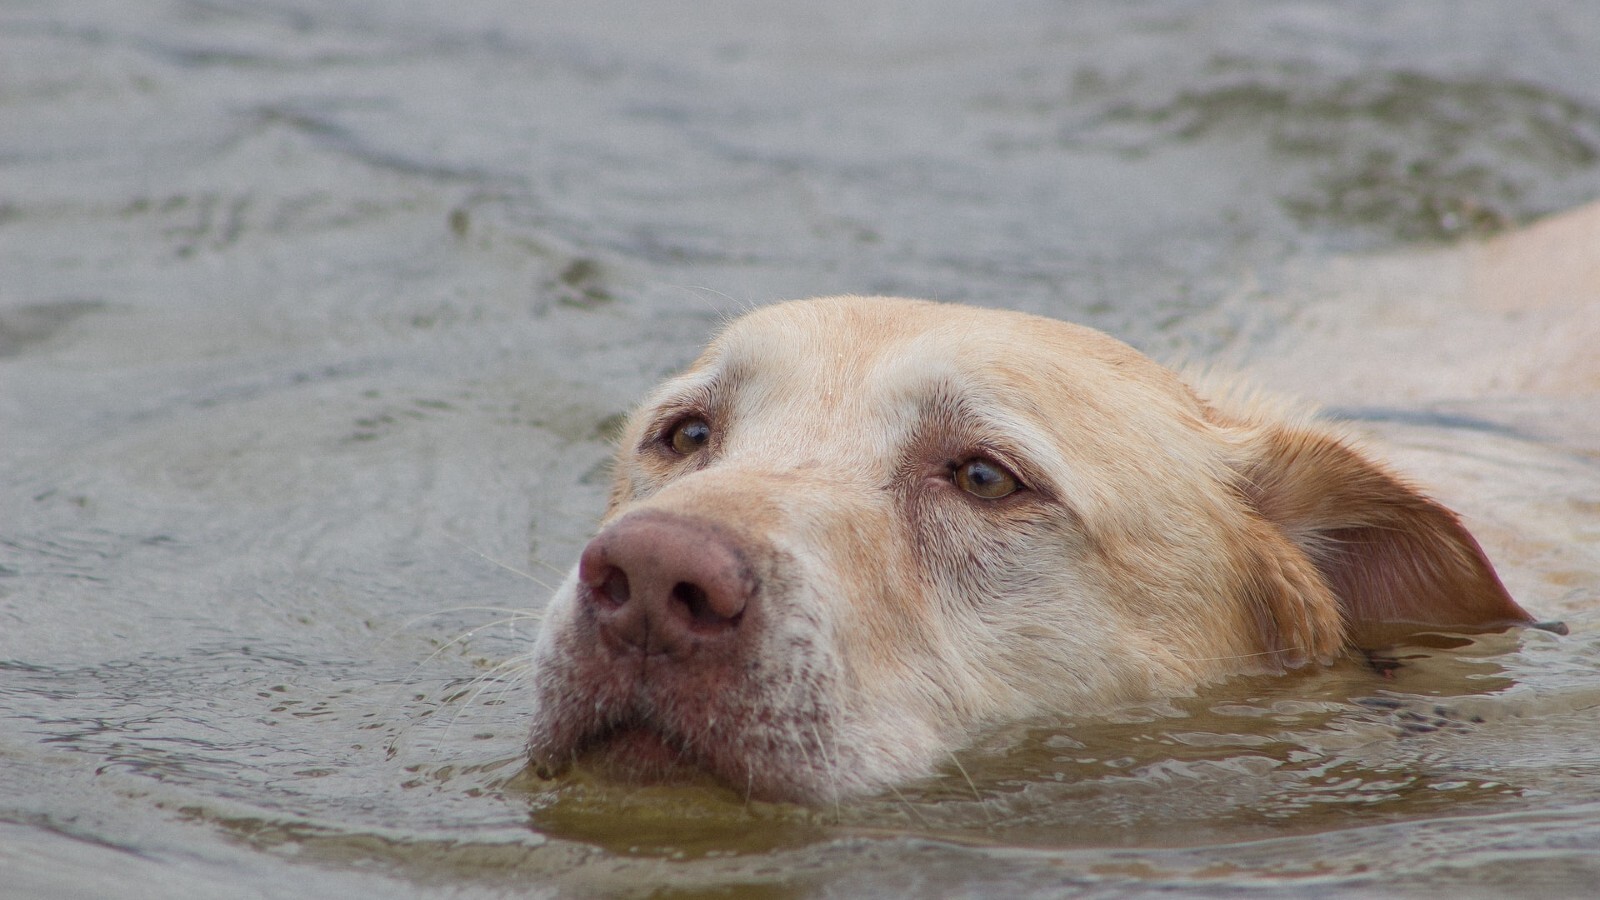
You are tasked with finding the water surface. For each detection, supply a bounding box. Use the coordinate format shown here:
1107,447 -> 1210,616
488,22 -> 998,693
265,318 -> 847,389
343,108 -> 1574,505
3,1 -> 1600,897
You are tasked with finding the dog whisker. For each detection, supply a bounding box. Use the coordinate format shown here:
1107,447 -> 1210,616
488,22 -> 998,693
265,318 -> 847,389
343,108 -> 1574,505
946,751 -> 987,811
1172,647 -> 1309,663
383,615 -> 539,733
440,532 -> 556,592
673,284 -> 747,325
439,654 -> 537,740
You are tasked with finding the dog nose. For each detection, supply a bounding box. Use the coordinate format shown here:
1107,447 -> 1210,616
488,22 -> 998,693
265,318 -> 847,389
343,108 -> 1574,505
576,510 -> 754,657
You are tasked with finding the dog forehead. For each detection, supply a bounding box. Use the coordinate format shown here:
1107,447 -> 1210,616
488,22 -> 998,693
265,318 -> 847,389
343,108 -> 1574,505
704,296 -> 1180,413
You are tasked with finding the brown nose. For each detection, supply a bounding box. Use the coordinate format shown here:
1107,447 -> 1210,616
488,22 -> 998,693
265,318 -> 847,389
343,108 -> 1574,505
576,510 -> 755,658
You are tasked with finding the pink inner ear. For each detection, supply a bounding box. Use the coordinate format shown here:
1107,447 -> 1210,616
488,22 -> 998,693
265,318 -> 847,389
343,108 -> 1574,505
1313,505 -> 1534,648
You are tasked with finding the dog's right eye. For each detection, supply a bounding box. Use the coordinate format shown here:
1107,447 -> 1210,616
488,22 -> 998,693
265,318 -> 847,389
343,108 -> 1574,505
666,417 -> 713,455
954,457 -> 1021,500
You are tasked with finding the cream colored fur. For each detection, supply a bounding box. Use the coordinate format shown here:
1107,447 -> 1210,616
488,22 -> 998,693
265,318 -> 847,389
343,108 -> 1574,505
525,296 -> 1531,803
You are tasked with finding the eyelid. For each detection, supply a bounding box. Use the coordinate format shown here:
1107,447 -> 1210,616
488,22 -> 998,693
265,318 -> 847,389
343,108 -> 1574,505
643,405 -> 713,452
959,446 -> 1029,488
640,378 -> 720,440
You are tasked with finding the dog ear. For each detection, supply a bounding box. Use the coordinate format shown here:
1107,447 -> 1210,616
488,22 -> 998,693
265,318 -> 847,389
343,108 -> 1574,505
1235,423 -> 1534,649
1231,513 -> 1346,669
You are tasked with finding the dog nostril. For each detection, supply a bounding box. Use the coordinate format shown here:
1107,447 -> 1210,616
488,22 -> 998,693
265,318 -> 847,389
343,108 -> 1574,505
672,581 -> 737,628
672,581 -> 710,621
599,568 -> 630,608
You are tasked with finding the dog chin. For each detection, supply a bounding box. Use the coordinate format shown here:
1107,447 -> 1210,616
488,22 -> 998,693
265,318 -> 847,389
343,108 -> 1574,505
573,723 -> 701,782
532,719 -> 749,796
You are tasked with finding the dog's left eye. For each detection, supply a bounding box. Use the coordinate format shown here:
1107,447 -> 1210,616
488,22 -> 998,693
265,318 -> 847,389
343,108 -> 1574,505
953,457 -> 1020,499
666,417 -> 713,455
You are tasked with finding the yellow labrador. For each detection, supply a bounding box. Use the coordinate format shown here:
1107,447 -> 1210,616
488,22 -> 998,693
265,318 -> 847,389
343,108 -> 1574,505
525,296 -> 1535,803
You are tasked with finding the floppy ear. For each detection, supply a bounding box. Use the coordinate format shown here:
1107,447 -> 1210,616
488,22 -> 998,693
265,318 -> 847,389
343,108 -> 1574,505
1230,513 -> 1346,669
1235,423 -> 1534,649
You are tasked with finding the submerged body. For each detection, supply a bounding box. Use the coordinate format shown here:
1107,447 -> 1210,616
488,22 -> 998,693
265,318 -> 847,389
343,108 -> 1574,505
525,296 -> 1533,803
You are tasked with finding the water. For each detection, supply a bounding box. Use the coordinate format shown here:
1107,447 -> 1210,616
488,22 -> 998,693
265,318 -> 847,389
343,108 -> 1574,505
3,1 -> 1599,897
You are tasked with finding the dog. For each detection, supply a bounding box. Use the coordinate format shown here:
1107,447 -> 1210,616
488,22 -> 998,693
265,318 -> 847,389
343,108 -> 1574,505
524,295 -> 1536,804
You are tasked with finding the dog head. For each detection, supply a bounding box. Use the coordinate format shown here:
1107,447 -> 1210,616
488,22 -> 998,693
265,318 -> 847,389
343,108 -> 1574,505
525,296 -> 1532,803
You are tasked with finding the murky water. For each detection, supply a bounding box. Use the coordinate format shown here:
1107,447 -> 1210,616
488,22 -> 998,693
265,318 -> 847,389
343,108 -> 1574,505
4,1 -> 1600,897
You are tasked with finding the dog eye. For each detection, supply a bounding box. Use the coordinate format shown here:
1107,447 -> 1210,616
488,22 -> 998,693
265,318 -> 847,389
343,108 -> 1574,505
666,417 -> 713,455
954,457 -> 1020,499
